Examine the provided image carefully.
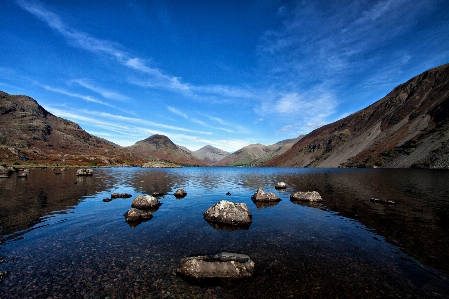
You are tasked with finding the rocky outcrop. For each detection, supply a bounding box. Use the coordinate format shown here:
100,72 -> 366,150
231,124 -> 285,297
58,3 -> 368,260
290,191 -> 323,202
203,200 -> 252,228
251,188 -> 280,202
131,195 -> 162,209
174,189 -> 187,198
178,252 -> 254,279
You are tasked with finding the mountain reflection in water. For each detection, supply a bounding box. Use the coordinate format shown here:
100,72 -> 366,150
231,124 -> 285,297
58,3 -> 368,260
0,167 -> 448,298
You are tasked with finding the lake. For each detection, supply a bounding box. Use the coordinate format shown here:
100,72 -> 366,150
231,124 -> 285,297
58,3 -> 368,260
1,167 -> 448,298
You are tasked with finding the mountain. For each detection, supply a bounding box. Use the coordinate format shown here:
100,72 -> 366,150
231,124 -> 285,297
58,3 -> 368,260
215,137 -> 302,166
126,134 -> 206,166
0,91 -> 143,166
191,145 -> 230,165
263,63 -> 449,168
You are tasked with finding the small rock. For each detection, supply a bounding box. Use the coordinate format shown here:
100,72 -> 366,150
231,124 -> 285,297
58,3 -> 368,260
251,188 -> 280,202
152,192 -> 167,197
174,189 -> 187,198
111,193 -> 132,198
178,252 -> 254,279
123,208 -> 154,222
131,195 -> 162,209
76,168 -> 93,176
204,200 -> 252,227
290,191 -> 323,202
275,182 -> 287,189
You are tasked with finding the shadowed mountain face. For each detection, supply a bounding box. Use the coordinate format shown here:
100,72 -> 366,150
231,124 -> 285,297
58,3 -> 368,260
126,134 -> 206,166
191,145 -> 230,165
215,137 -> 302,166
264,63 -> 449,168
0,91 -> 143,166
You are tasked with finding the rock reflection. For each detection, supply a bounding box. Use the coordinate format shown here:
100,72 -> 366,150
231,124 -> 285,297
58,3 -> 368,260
205,220 -> 251,232
252,201 -> 280,210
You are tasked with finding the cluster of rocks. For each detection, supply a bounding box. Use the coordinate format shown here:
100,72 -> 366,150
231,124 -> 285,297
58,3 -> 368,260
123,195 -> 162,227
103,192 -> 132,202
181,182 -> 325,280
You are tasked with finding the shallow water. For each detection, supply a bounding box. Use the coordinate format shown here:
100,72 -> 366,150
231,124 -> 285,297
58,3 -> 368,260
0,167 -> 448,298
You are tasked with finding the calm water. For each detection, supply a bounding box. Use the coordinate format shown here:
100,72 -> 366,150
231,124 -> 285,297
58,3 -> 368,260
0,167 -> 448,298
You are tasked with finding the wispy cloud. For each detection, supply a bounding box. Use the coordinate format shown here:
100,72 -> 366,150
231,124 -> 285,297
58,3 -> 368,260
16,0 -> 258,104
71,79 -> 130,102
167,106 -> 188,119
38,84 -> 115,107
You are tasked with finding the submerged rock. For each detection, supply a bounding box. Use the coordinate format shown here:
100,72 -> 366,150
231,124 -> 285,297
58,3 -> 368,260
368,198 -> 395,205
251,188 -> 280,202
131,195 -> 162,209
203,200 -> 252,227
290,191 -> 323,202
275,182 -> 287,189
123,208 -> 154,222
111,193 -> 132,198
174,189 -> 187,198
178,252 -> 254,279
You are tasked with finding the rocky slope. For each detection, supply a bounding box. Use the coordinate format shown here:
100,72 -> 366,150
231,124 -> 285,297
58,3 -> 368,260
263,63 -> 449,168
216,137 -> 302,166
0,91 -> 143,166
126,134 -> 206,166
191,145 -> 230,165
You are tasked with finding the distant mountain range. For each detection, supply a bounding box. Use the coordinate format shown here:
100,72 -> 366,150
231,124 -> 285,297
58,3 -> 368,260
1,63 -> 448,168
214,137 -> 302,166
190,145 -> 230,165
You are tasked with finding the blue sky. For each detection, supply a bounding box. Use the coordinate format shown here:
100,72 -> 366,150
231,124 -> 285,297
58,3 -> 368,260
1,0 -> 448,152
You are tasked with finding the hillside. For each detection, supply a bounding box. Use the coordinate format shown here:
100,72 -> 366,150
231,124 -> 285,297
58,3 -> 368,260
263,63 -> 449,168
0,91 -> 143,166
126,134 -> 206,166
216,137 -> 302,166
191,145 -> 230,165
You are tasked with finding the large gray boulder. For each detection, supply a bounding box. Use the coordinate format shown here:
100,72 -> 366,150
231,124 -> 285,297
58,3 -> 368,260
203,200 -> 252,227
178,252 -> 254,279
251,188 -> 280,202
290,191 -> 323,202
131,195 -> 161,209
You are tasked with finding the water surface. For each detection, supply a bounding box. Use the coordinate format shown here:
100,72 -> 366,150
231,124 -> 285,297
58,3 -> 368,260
0,167 -> 448,298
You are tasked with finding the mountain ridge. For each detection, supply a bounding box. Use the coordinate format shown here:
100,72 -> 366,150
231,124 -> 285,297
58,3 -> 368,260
263,63 -> 449,168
